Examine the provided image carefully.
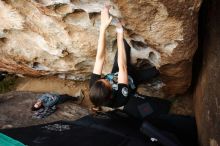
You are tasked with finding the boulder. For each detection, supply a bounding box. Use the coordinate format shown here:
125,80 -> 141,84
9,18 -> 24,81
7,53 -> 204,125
0,0 -> 201,97
194,0 -> 220,145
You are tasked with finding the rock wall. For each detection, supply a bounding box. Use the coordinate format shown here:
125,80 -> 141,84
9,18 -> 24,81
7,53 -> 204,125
194,0 -> 220,145
0,0 -> 201,97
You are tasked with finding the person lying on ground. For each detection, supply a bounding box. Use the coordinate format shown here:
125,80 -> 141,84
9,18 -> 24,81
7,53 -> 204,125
89,5 -> 159,109
31,91 -> 84,119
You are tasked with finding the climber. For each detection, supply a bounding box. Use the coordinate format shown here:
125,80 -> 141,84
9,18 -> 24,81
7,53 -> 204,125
89,5 -> 159,109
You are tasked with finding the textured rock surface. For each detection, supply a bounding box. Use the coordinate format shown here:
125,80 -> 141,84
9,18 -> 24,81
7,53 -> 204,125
0,0 -> 201,97
194,0 -> 220,145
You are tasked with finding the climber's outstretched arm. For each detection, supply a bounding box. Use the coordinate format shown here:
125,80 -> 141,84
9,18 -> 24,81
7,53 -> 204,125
117,23 -> 128,85
93,5 -> 112,75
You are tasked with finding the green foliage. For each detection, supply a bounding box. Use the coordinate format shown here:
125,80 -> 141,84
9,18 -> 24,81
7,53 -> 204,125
0,75 -> 17,94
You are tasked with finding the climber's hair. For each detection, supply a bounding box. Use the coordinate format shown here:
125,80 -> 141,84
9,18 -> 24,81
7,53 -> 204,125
89,79 -> 112,107
31,103 -> 43,111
